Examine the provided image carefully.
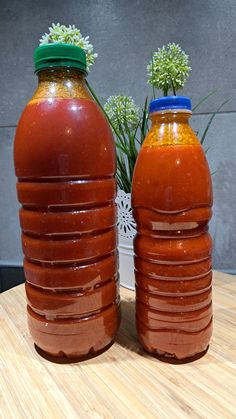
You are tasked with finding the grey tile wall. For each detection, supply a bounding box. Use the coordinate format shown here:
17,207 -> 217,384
191,113 -> 236,270
1,0 -> 236,126
0,127 -> 21,264
0,0 -> 235,272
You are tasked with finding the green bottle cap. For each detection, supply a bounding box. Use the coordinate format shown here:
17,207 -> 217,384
34,43 -> 87,74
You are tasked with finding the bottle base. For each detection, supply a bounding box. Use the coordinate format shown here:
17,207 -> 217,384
28,302 -> 120,361
137,316 -> 212,362
142,344 -> 209,364
34,340 -> 114,363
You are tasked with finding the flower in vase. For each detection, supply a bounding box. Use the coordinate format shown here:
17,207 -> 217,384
104,95 -> 140,132
147,43 -> 191,96
39,23 -> 98,69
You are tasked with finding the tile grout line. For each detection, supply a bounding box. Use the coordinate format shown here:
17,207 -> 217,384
0,125 -> 17,129
193,110 -> 236,116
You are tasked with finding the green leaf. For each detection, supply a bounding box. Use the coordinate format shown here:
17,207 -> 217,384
200,99 -> 230,145
140,97 -> 149,144
192,90 -> 218,112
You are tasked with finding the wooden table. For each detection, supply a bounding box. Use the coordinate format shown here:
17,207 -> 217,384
0,271 -> 236,418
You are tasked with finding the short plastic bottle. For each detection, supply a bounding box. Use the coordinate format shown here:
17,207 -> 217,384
132,96 -> 213,360
14,44 -> 120,358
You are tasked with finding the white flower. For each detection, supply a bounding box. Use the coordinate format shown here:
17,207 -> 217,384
39,23 -> 97,70
147,43 -> 191,95
104,95 -> 140,131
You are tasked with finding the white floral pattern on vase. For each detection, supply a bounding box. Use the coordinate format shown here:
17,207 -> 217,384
116,189 -> 136,240
116,189 -> 136,290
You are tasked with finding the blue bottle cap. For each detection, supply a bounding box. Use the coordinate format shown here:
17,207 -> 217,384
149,96 -> 192,113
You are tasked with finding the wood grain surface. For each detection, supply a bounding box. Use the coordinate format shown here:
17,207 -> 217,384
0,271 -> 236,418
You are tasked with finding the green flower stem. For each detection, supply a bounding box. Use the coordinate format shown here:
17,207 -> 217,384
117,153 -> 131,192
86,81 -> 126,147
170,78 -> 176,95
163,86 -> 168,96
86,82 -> 138,193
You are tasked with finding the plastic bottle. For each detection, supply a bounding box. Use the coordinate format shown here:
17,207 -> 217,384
132,96 -> 213,360
14,44 -> 120,358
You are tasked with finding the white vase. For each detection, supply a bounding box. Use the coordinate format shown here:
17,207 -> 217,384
116,189 -> 136,290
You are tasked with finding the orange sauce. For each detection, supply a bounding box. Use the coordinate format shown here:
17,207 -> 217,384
132,110 -> 213,360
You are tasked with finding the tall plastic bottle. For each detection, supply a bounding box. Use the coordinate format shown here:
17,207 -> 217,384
132,96 -> 213,360
14,44 -> 120,358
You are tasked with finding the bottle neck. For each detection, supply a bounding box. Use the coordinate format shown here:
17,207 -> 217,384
144,109 -> 199,147
30,67 -> 91,103
150,109 -> 192,125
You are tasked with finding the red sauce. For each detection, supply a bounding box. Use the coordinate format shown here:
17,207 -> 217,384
132,115 -> 213,360
14,96 -> 120,358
